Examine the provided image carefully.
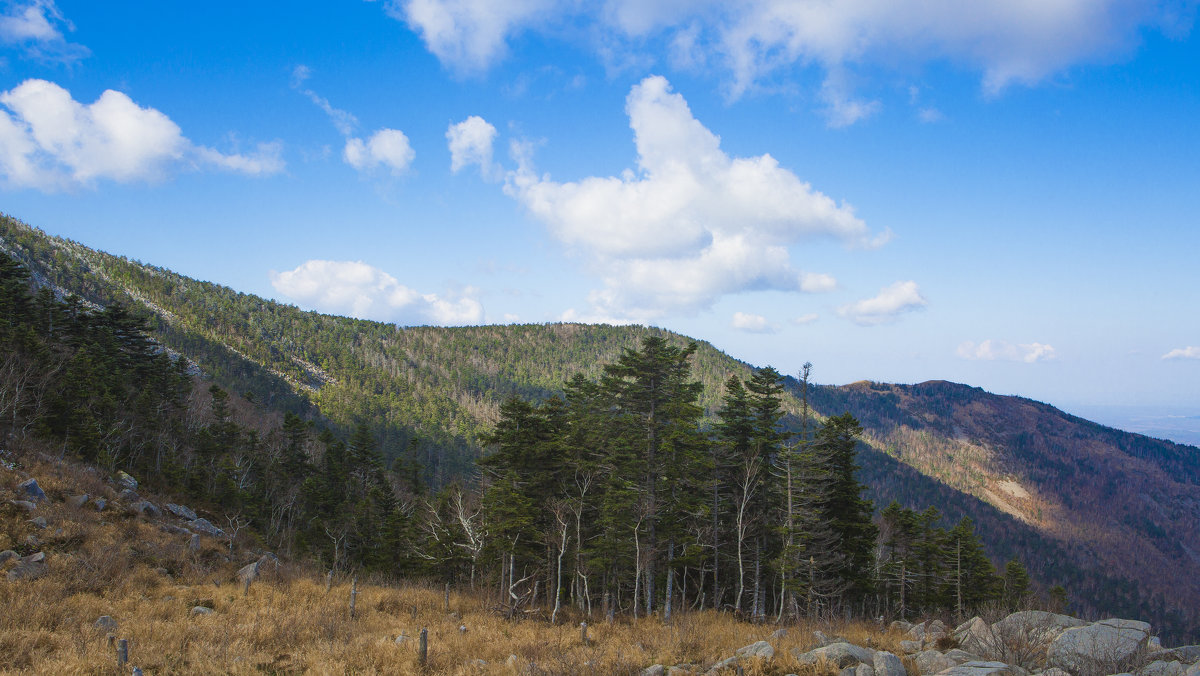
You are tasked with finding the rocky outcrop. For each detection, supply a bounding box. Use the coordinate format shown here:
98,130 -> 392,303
166,503 -> 197,520
794,642 -> 877,668
1046,618 -> 1151,673
187,518 -> 225,537
18,478 -> 46,502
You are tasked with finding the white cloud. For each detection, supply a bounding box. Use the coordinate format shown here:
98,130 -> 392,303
293,66 -> 415,176
731,311 -> 777,334
388,0 -> 556,74
384,1 -> 1190,122
0,79 -> 282,190
344,129 -> 415,175
447,115 -> 499,179
1162,346 -> 1200,360
0,0 -> 88,62
957,339 -> 1058,363
271,259 -> 483,326
792,313 -> 818,325
505,75 -> 873,319
837,280 -> 927,325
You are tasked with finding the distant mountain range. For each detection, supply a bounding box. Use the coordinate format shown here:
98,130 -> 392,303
2,213 -> 1197,639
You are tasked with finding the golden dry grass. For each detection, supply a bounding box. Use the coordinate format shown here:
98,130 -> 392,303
0,458 -> 897,675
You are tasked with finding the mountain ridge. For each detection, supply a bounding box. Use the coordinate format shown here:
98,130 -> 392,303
1,213 -> 1196,639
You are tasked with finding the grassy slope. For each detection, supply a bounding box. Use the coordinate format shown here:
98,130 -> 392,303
2,214 -> 1197,638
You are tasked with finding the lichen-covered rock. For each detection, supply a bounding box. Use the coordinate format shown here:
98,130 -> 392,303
956,617 -> 995,657
28,516 -> 47,529
874,650 -> 907,676
856,663 -> 876,676
901,641 -> 924,654
944,650 -> 982,665
7,552 -> 47,581
0,549 -> 18,565
1047,619 -> 1151,673
117,471 -> 138,490
994,611 -> 1086,644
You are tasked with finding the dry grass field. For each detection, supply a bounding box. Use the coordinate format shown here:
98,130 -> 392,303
0,458 -> 908,675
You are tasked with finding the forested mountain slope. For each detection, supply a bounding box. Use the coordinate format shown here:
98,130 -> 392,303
1,214 -> 1196,637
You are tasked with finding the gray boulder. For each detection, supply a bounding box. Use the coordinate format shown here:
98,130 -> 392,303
857,664 -> 877,676
771,628 -> 789,640
901,641 -> 924,654
9,499 -> 36,512
66,494 -> 88,508
1186,664 -> 1200,676
1140,661 -> 1186,676
642,665 -> 665,676
7,551 -> 47,581
189,606 -> 213,616
994,611 -> 1086,643
187,518 -> 225,537
795,642 -> 877,668
893,621 -> 915,633
1040,669 -> 1071,676
0,550 -> 18,564
1047,619 -> 1151,673
238,553 -> 279,584
29,516 -> 47,529
736,641 -> 774,660
945,650 -> 983,665
935,661 -> 1017,676
18,478 -> 46,502
913,650 -> 958,675
874,651 -> 907,676
94,615 -> 118,632
93,497 -> 107,511
956,617 -> 996,657
117,471 -> 138,490
118,489 -> 139,503
1160,647 -> 1200,664
131,500 -> 161,517
166,503 -> 197,520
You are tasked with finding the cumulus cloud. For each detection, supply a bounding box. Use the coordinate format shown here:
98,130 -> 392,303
386,0 -> 557,74
505,75 -> 875,319
837,280 -> 927,325
957,339 -> 1058,363
271,259 -> 483,326
447,115 -> 499,179
1162,346 -> 1200,360
0,79 -> 282,190
731,311 -> 777,334
0,0 -> 88,62
292,65 -> 414,176
344,129 -> 415,175
384,1 -> 1191,123
792,313 -> 818,325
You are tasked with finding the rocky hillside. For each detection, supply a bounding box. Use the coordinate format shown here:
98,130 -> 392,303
1,213 -> 1197,639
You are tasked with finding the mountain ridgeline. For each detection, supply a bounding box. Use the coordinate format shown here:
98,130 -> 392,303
1,214 -> 1197,639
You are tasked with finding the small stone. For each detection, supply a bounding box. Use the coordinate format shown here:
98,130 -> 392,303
190,606 -> 213,616
189,534 -> 201,551
7,552 -> 47,580
94,615 -> 118,631
18,478 -> 47,502
736,641 -> 774,659
117,471 -> 138,490
0,550 -> 18,564
130,500 -> 161,517
642,665 -> 665,676
395,634 -> 410,645
28,516 -> 47,529
9,499 -> 36,512
66,494 -> 88,508
771,628 -> 788,639
93,497 -> 107,511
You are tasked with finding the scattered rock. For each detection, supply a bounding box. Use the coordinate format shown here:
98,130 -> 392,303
736,641 -> 774,660
94,615 -> 118,632
130,500 -> 160,517
93,497 -> 106,511
874,651 -> 906,676
28,516 -> 47,529
166,503 -> 197,520
1140,661 -> 1186,676
66,494 -> 88,508
7,552 -> 47,581
1160,647 -> 1200,664
117,471 -> 138,490
892,620 -> 915,633
0,550 -> 18,565
160,524 -> 191,536
795,642 -> 877,668
189,606 -> 213,616
9,499 -> 36,512
955,617 -> 994,656
237,553 -> 279,584
771,628 -> 788,639
643,666 -> 665,676
856,663 -> 876,676
189,533 -> 200,551
18,478 -> 46,502
936,660 -> 1018,676
1047,618 -> 1151,673
913,650 -> 958,675
901,640 -> 924,654
187,518 -> 225,537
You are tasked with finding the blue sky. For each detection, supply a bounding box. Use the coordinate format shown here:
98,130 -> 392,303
0,0 -> 1198,418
